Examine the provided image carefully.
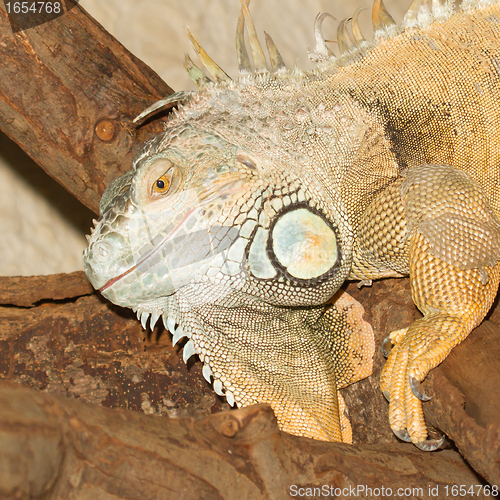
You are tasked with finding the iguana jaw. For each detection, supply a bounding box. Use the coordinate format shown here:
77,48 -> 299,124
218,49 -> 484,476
83,188 -> 249,307
98,205 -> 201,294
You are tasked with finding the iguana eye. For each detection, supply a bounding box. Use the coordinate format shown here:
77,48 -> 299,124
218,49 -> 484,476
153,174 -> 170,194
149,164 -> 182,198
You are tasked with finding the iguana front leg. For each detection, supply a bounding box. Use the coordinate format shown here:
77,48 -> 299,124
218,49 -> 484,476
380,232 -> 500,449
172,288 -> 374,443
378,165 -> 500,449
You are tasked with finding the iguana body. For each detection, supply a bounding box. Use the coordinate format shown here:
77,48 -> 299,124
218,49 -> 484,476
83,0 -> 500,449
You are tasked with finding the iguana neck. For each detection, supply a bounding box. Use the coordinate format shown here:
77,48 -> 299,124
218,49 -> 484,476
165,76 -> 400,223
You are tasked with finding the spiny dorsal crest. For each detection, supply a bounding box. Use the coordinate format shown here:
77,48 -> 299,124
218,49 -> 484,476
134,0 -> 478,124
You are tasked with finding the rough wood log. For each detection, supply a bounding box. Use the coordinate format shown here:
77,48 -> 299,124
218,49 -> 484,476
0,271 -> 93,307
1,273 -> 499,489
0,382 -> 490,500
0,273 -> 226,420
0,1 -> 173,214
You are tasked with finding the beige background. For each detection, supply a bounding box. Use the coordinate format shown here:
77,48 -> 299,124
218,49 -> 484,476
0,0 -> 407,276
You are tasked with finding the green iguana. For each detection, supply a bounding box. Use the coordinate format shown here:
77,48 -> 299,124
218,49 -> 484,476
83,0 -> 500,451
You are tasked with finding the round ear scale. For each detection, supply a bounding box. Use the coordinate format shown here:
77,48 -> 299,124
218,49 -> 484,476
269,206 -> 339,281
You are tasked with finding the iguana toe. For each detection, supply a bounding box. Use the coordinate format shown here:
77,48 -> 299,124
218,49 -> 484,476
381,335 -> 432,445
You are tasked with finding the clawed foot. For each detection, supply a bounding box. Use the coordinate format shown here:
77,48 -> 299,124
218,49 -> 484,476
380,326 -> 446,451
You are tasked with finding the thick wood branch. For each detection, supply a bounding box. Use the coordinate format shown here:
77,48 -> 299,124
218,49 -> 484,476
1,273 -> 499,489
0,273 -> 225,419
0,2 -> 173,213
0,271 -> 93,307
424,320 -> 500,486
0,382 -> 488,500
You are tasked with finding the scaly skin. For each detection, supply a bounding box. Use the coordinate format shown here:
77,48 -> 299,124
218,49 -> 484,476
380,233 -> 500,446
84,0 -> 500,448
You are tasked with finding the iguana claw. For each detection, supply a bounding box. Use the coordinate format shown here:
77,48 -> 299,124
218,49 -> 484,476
414,434 -> 446,452
410,376 -> 432,401
381,335 -> 393,358
393,428 -> 411,442
382,328 -> 407,358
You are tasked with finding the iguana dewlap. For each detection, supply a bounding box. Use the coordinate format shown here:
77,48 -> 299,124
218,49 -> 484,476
83,0 -> 500,450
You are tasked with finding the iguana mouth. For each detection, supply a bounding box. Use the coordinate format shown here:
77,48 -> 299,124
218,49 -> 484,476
99,205 -> 199,292
99,268 -> 134,293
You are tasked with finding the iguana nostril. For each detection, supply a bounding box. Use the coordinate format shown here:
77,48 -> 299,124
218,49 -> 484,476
95,242 -> 111,260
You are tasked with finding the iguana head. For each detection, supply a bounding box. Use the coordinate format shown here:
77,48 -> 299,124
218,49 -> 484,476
83,3 -> 376,443
84,119 -> 353,311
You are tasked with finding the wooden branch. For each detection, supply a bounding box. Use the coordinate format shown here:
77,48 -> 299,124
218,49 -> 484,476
424,321 -> 500,486
0,272 -> 225,419
0,2 -> 173,213
0,272 -> 93,307
0,382 -> 488,500
1,273 -> 499,489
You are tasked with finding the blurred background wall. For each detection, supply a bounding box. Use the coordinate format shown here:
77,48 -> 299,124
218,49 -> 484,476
0,0 -> 407,276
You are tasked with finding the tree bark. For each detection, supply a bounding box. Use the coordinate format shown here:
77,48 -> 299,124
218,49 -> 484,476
0,272 -> 228,421
0,382 -> 490,500
1,273 -> 499,492
0,1 -> 173,214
